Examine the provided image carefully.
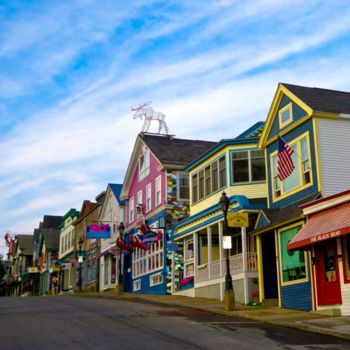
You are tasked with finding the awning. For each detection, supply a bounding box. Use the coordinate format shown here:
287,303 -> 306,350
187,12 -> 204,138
288,202 -> 350,250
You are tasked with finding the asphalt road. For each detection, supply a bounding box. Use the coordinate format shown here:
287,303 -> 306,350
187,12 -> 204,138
0,296 -> 349,350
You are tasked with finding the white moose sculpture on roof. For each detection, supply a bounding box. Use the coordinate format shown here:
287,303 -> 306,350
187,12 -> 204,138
132,102 -> 169,135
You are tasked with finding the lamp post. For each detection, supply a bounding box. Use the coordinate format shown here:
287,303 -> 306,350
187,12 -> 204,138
78,237 -> 83,292
117,222 -> 125,295
220,191 -> 235,311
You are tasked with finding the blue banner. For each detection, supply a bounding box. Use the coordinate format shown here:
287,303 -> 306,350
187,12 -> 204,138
86,224 -> 111,239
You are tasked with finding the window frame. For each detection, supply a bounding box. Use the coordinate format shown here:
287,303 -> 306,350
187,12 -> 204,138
150,272 -> 163,287
177,172 -> 189,201
146,183 -> 152,212
278,222 -> 309,286
139,148 -> 150,181
155,175 -> 162,206
129,196 -> 135,223
270,132 -> 312,202
231,149 -> 266,185
191,154 -> 226,205
137,190 -> 142,207
278,103 -> 293,129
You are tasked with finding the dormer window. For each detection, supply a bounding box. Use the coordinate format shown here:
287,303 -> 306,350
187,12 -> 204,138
278,103 -> 293,129
139,147 -> 150,181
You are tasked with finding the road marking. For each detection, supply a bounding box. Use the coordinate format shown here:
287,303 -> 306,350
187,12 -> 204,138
205,321 -> 263,324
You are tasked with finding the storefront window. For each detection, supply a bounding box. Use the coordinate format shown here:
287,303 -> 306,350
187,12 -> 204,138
280,225 -> 306,283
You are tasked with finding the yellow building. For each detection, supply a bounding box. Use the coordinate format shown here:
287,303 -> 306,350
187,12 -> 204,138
172,122 -> 267,304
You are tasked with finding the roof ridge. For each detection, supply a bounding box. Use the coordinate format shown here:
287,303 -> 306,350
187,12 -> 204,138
281,82 -> 350,96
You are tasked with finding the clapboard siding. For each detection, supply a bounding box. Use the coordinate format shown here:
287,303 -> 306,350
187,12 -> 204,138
280,260 -> 313,311
318,118 -> 350,197
267,95 -> 308,141
267,119 -> 319,208
339,258 -> 350,315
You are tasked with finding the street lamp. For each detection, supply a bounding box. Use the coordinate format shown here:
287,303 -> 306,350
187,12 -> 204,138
78,237 -> 84,292
219,191 -> 235,311
117,222 -> 125,295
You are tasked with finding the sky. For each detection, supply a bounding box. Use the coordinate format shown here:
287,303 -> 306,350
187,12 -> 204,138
1,0 -> 350,256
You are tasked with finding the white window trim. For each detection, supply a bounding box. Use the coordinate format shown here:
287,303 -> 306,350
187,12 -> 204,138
139,148 -> 150,181
133,279 -> 141,291
177,172 -> 189,201
137,190 -> 143,207
150,272 -> 163,287
278,103 -> 293,129
146,183 -> 152,212
155,175 -> 162,206
129,196 -> 135,223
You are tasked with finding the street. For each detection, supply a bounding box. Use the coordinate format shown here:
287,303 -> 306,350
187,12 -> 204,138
0,296 -> 349,350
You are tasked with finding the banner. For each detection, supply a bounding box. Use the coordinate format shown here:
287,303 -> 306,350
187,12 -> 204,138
227,212 -> 249,227
86,224 -> 111,239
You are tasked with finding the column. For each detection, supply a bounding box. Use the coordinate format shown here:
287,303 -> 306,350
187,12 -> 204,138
171,251 -> 175,294
218,220 -> 223,276
207,226 -> 212,280
193,232 -> 198,284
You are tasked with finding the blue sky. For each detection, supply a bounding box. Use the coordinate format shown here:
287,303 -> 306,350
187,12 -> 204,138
1,0 -> 350,255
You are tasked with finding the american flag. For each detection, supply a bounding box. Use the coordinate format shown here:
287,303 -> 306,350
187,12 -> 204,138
277,136 -> 295,181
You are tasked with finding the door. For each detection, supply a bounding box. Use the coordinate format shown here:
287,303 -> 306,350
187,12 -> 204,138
261,232 -> 278,299
315,241 -> 342,305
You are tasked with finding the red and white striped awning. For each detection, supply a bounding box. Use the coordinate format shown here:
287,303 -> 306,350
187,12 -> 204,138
288,202 -> 350,250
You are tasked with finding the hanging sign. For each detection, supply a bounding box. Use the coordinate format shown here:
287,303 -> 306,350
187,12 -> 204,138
227,212 -> 249,227
86,224 -> 111,239
223,236 -> 232,249
61,263 -> 72,270
27,267 -> 38,273
167,242 -> 178,251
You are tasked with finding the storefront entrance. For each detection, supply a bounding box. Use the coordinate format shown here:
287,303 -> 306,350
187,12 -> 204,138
315,241 -> 341,306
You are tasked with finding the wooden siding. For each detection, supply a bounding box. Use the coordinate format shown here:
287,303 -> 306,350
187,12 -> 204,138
191,183 -> 267,215
317,118 -> 350,197
266,119 -> 319,208
280,259 -> 313,311
267,95 -> 308,141
339,258 -> 350,315
255,213 -> 269,230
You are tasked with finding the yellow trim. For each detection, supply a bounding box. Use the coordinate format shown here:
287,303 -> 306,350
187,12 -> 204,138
277,221 -> 309,287
256,234 -> 264,302
313,111 -> 339,119
252,216 -> 304,236
264,148 -> 270,208
270,131 -> 313,203
278,103 -> 293,129
274,229 -> 281,307
259,84 -> 313,149
312,118 -> 323,194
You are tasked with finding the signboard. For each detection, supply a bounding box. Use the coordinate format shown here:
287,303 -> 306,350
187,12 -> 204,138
78,256 -> 84,263
86,224 -> 111,239
27,267 -> 38,273
227,212 -> 249,227
61,263 -> 72,270
223,236 -> 232,249
167,242 -> 178,251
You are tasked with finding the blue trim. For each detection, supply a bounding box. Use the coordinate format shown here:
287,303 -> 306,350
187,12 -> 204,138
108,183 -> 125,206
185,138 -> 261,171
236,121 -> 265,138
173,195 -> 264,232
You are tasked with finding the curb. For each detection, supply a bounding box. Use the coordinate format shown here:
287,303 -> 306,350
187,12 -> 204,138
71,293 -> 350,341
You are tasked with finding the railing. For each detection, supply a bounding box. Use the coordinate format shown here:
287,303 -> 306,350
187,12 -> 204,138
196,264 -> 208,283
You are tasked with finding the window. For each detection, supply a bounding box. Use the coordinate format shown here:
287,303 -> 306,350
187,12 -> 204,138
219,156 -> 226,188
139,148 -> 150,180
184,238 -> 194,277
146,184 -> 152,212
155,176 -> 161,206
150,272 -> 163,286
343,236 -> 350,282
191,155 -> 226,204
205,166 -> 211,196
133,279 -> 141,291
133,236 -> 164,278
178,173 -> 189,200
232,150 -> 265,184
137,190 -> 142,207
129,197 -> 135,223
279,225 -> 307,283
192,174 -> 198,203
271,134 -> 311,199
278,103 -> 293,128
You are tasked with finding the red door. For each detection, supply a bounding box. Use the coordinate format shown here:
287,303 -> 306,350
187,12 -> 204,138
315,241 -> 342,306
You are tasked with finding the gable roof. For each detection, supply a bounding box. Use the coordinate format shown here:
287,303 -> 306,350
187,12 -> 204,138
17,235 -> 33,256
43,228 -> 60,251
109,183 -> 125,205
74,200 -> 100,225
185,121 -> 264,171
43,215 -> 63,229
282,83 -> 350,114
259,83 -> 350,148
121,133 -> 216,198
140,133 -> 216,167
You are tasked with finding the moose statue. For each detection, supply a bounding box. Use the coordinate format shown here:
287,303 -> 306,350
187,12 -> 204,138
131,102 -> 169,134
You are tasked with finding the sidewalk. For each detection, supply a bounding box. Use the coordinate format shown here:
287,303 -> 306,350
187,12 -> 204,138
73,291 -> 350,341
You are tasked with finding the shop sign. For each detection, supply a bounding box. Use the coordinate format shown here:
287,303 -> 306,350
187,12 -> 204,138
167,242 -> 178,251
86,224 -> 111,239
27,267 -> 38,273
61,263 -> 72,270
227,212 -> 249,227
223,236 -> 232,249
